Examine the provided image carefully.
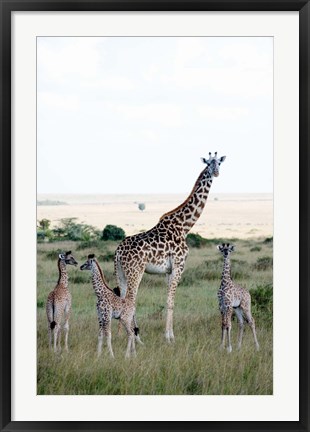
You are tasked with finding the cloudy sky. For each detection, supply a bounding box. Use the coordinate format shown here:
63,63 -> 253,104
37,37 -> 273,194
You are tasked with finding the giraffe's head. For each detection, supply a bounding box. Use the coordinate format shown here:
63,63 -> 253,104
59,251 -> 78,266
80,254 -> 95,271
217,243 -> 235,257
201,152 -> 226,177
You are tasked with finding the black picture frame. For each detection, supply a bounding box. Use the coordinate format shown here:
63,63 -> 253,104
1,1 -> 309,431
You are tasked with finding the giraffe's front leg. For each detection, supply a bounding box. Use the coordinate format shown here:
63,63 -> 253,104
166,265 -> 184,343
53,325 -> 60,353
220,310 -> 227,350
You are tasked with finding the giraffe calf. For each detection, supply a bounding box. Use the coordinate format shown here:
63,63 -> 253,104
46,251 -> 78,352
217,244 -> 259,353
80,254 -> 137,358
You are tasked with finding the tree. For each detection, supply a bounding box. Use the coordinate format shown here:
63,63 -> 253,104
102,225 -> 126,241
38,218 -> 51,230
138,203 -> 146,212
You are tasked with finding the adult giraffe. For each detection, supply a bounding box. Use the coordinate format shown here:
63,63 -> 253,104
114,152 -> 226,342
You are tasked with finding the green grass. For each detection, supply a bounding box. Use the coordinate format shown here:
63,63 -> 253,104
37,237 -> 273,395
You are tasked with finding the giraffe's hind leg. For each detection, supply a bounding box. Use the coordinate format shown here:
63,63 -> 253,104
48,324 -> 52,350
234,307 -> 245,350
53,325 -> 60,352
97,326 -> 104,357
46,301 -> 54,350
101,320 -> 114,358
122,318 -> 136,358
242,298 -> 260,351
245,312 -> 260,351
63,302 -> 71,352
117,263 -> 145,341
133,314 -> 143,345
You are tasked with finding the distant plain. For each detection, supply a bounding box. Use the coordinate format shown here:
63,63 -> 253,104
37,193 -> 273,239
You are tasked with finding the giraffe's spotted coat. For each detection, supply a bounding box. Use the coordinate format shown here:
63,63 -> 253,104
46,251 -> 78,352
217,243 -> 259,353
114,153 -> 226,342
80,254 -> 137,358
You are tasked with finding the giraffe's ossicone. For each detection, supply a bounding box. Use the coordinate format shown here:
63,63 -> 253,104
114,152 -> 226,342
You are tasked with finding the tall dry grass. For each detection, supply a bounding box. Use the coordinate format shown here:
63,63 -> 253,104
37,237 -> 273,395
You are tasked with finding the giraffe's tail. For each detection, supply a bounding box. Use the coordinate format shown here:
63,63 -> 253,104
46,296 -> 57,330
114,255 -> 127,298
50,301 -> 57,329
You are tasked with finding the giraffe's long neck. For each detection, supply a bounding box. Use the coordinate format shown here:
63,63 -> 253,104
160,168 -> 213,234
221,256 -> 232,287
57,259 -> 68,287
91,260 -> 110,300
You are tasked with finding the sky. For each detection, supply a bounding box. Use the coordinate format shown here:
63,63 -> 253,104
37,37 -> 273,194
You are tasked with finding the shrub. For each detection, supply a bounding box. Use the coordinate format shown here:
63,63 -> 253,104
102,225 -> 126,241
186,233 -> 208,248
250,284 -> 273,324
62,219 -> 101,241
38,219 -> 51,230
251,284 -> 273,307
263,237 -> 273,244
253,256 -> 273,271
250,246 -> 261,252
138,203 -> 146,211
37,230 -> 46,242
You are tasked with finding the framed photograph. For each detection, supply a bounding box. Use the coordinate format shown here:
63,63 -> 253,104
1,0 -> 309,431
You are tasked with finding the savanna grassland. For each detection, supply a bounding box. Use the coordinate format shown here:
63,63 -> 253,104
37,235 -> 273,395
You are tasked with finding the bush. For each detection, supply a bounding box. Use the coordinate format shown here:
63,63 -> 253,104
59,218 -> 101,242
251,284 -> 273,307
37,230 -> 46,242
38,219 -> 51,230
250,284 -> 273,324
253,256 -> 273,271
37,300 -> 44,308
186,233 -> 208,248
263,237 -> 273,244
102,225 -> 126,241
250,246 -> 261,252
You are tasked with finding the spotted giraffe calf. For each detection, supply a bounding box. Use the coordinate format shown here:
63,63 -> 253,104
46,251 -> 78,352
80,254 -> 137,358
217,244 -> 259,353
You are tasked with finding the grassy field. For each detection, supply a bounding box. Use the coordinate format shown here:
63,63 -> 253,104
37,236 -> 273,395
